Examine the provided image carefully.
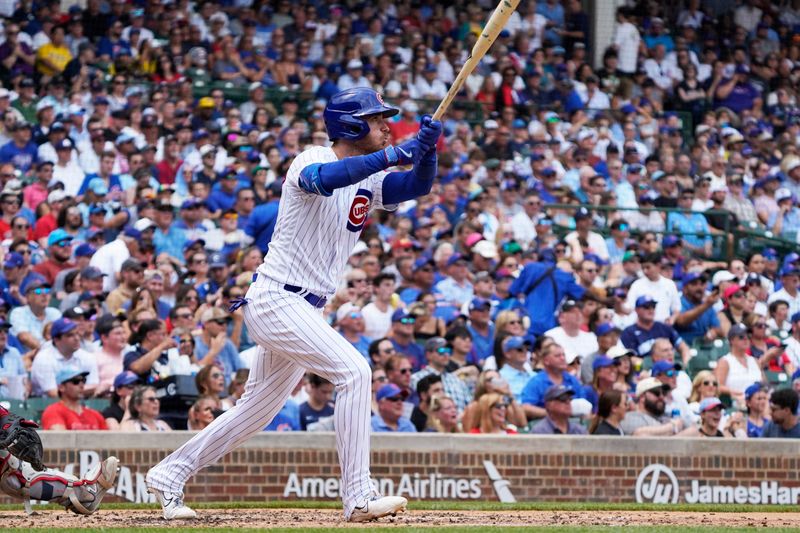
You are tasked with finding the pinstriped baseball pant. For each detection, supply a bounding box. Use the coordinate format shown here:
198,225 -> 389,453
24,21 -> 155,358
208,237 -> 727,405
146,276 -> 374,518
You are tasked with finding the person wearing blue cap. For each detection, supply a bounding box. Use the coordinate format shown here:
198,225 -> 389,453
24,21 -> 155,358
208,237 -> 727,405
563,205 -> 610,264
768,266 -> 800,317
674,271 -> 722,345
9,279 -> 61,351
388,308 -> 424,371
371,383 -> 415,433
30,318 -> 98,398
620,294 -> 690,362
744,382 -> 769,438
434,253 -> 474,311
529,384 -> 587,435
497,336 -> 534,401
31,228 -> 75,286
465,297 -> 495,365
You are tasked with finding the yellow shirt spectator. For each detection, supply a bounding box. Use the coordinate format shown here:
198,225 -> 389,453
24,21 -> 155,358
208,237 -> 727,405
36,43 -> 72,77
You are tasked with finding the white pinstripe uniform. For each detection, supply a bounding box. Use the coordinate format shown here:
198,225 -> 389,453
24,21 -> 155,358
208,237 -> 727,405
146,146 -> 393,518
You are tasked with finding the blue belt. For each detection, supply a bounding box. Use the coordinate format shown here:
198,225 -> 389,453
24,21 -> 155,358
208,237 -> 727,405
284,284 -> 327,308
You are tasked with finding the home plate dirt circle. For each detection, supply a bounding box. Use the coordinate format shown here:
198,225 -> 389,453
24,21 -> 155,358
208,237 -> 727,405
5,509 -> 800,528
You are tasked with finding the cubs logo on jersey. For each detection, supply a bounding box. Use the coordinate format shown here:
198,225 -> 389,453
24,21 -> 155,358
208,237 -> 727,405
346,189 -> 372,232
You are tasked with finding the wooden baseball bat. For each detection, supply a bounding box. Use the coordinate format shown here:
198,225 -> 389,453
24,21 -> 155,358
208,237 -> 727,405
432,0 -> 521,121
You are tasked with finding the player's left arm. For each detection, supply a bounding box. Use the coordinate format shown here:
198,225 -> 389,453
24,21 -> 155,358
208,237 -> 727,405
381,117 -> 442,204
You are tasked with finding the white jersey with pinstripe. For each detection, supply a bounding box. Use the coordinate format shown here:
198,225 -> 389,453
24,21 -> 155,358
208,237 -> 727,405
260,146 -> 393,296
146,145 -> 389,519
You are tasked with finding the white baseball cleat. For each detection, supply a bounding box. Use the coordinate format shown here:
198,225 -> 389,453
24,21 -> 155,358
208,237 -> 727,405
147,485 -> 197,520
348,496 -> 408,522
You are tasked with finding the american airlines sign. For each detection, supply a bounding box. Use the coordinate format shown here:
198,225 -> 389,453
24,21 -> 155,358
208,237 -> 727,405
283,460 -> 516,502
636,463 -> 800,504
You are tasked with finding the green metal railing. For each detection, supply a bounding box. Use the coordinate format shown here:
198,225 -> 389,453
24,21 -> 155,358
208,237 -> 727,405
543,203 -> 799,262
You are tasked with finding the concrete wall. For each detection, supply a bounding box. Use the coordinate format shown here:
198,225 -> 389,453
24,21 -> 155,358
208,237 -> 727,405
11,432 -> 800,505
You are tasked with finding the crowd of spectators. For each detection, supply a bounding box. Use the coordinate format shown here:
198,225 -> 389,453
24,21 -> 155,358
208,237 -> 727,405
0,0 -> 799,437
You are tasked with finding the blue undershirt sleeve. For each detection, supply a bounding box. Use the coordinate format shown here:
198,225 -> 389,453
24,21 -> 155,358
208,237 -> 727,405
299,147 -> 399,196
381,153 -> 437,205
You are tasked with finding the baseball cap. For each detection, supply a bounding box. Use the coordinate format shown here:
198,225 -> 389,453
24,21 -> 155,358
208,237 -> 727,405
120,258 -> 143,272
744,382 -> 764,400
87,177 -> 108,196
51,318 -> 78,338
594,322 -> 620,337
424,337 -> 448,353
682,271 -> 706,285
635,295 -> 657,308
75,242 -> 97,257
635,377 -> 669,397
622,251 -> 640,263
24,279 -> 50,294
592,356 -> 616,371
123,227 -> 142,240
446,253 -> 467,267
472,240 -> 499,260
543,384 -> 575,402
133,218 -> 155,232
412,257 -> 435,272
493,268 -> 514,281
727,323 -> 749,339
183,238 -> 206,251
376,383 -> 409,402
113,370 -> 140,390
501,336 -> 529,352
208,252 -> 227,269
607,345 -> 635,359
56,366 -> 89,385
54,138 -> 72,150
699,397 -> 724,412
723,284 -> 747,301
197,96 -> 215,108
115,132 -> 135,144
200,307 -> 229,324
776,188 -> 794,203
662,235 -> 681,248
335,302 -> 361,323
574,206 -> 591,221
651,360 -> 681,376
80,266 -> 106,280
47,228 -> 74,247
391,308 -> 414,323
711,270 -> 737,286
559,299 -> 580,313
468,298 -> 491,312
791,311 -> 800,324
3,252 -> 23,269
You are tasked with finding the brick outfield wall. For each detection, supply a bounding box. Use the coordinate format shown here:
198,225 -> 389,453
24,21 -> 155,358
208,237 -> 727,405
2,433 -> 799,505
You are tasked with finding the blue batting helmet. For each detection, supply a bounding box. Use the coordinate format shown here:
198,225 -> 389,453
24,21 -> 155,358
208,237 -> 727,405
323,88 -> 399,141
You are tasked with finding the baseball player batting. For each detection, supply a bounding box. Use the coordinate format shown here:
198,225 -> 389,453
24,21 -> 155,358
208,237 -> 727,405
146,87 -> 442,522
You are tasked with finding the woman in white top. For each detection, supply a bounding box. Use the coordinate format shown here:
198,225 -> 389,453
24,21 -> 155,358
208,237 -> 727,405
715,324 -> 764,407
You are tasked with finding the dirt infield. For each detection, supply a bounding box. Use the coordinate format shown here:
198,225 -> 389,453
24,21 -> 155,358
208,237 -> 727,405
5,508 -> 800,529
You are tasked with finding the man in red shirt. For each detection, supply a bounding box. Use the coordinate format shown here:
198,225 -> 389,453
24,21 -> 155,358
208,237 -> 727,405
155,135 -> 182,185
41,367 -> 108,430
32,228 -> 76,286
388,101 -> 420,143
32,189 -> 68,246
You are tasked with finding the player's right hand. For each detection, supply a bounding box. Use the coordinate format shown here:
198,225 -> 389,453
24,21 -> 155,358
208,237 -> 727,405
394,138 -> 426,166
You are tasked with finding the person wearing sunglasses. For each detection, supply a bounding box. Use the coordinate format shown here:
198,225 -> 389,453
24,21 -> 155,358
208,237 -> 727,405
410,337 -> 471,412
121,385 -> 172,432
12,278 -> 61,351
652,360 -> 694,428
335,302 -> 370,361
530,385 -> 586,435
620,295 -> 691,364
371,383 -> 416,433
387,308 -> 424,371
715,323 -> 765,408
620,377 -> 685,436
31,228 -> 75,287
41,366 -> 106,430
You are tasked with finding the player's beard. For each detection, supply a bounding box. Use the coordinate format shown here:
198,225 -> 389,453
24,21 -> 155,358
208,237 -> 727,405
352,131 -> 389,156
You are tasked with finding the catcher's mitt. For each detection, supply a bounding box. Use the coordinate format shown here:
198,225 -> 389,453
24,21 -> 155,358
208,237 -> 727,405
0,411 -> 44,471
